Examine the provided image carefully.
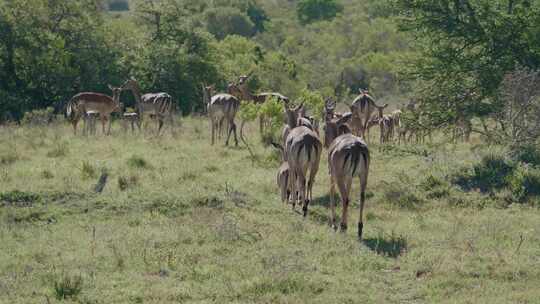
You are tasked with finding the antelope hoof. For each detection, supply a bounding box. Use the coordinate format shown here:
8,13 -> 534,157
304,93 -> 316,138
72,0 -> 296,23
340,223 -> 347,233
330,220 -> 337,231
358,222 -> 364,240
302,205 -> 308,217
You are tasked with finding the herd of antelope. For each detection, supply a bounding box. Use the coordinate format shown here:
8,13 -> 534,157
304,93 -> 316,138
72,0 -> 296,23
66,74 -> 425,239
66,77 -> 175,136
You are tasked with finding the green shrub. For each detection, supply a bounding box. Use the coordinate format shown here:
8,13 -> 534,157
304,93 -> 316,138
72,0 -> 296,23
81,161 -> 97,180
118,175 -> 138,191
46,142 -> 69,158
513,144 -> 540,167
0,190 -> 42,206
454,153 -> 516,193
21,107 -> 54,126
508,167 -> 540,202
127,155 -> 150,169
53,273 -> 83,300
382,181 -> 424,209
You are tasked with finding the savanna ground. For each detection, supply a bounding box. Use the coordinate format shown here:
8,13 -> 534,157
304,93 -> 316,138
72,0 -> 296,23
1,117 -> 539,304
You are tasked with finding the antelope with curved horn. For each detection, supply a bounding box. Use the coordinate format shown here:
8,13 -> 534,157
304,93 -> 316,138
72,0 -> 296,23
284,125 -> 322,216
229,73 -> 289,133
66,85 -> 123,135
350,89 -> 387,138
203,84 -> 240,146
327,121 -> 370,239
122,78 -> 175,135
281,103 -> 313,146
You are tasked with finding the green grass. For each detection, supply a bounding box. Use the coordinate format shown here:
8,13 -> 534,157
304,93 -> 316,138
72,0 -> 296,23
1,118 -> 540,303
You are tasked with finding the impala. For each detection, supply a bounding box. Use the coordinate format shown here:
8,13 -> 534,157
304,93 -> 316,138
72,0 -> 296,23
122,78 -> 175,135
66,85 -> 123,135
350,89 -> 387,138
203,85 -> 240,146
327,121 -> 370,239
285,125 -> 322,216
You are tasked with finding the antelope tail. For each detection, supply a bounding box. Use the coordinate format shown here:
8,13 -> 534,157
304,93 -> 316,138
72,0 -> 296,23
66,98 -> 76,120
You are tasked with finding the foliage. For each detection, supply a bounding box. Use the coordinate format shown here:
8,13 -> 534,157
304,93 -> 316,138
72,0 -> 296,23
496,68 -> 540,146
238,101 -> 260,122
21,107 -> 55,126
0,0 -> 123,120
393,0 -> 540,128
205,7 -> 256,40
454,152 -> 516,193
296,89 -> 324,118
53,273 -> 83,300
296,0 -> 343,24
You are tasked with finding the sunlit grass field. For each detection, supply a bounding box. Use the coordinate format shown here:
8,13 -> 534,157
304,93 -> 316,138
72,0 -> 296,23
1,117 -> 539,303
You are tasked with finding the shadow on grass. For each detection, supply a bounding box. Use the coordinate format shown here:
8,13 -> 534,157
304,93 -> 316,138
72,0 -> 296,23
363,234 -> 407,258
310,194 -> 331,207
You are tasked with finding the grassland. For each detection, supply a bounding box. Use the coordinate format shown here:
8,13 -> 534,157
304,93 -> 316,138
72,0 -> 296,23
1,117 -> 539,303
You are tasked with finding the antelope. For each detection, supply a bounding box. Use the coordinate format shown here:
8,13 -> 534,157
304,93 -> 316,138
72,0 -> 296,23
66,85 -> 123,135
122,112 -> 141,133
326,121 -> 370,239
324,99 -> 353,148
284,125 -> 322,216
83,111 -> 99,136
390,110 -> 402,142
379,115 -> 394,144
122,78 -> 175,135
350,89 -> 387,138
282,103 -> 313,146
271,142 -> 292,205
229,74 -> 289,133
202,85 -> 240,146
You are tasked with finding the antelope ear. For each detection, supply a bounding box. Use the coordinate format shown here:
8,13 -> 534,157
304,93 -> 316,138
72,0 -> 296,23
108,84 -> 114,91
382,104 -> 388,109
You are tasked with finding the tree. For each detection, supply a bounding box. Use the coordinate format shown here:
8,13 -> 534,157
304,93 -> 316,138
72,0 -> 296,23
0,0 -> 122,120
296,0 -> 343,25
393,0 -> 540,127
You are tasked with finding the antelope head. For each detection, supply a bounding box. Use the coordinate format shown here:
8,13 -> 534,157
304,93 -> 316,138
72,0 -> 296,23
108,84 -> 124,113
324,98 -> 337,122
122,77 -> 139,91
202,84 -> 215,105
285,102 -> 304,128
374,103 -> 389,118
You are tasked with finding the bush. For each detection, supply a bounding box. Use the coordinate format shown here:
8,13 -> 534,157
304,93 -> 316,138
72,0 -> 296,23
21,107 -> 55,126
382,181 -> 424,209
297,0 -> 343,24
53,273 -> 83,300
127,155 -> 150,169
513,143 -> 540,167
0,190 -> 42,206
118,175 -> 138,191
454,153 -> 516,193
508,167 -> 540,202
81,161 -> 97,180
46,142 -> 69,158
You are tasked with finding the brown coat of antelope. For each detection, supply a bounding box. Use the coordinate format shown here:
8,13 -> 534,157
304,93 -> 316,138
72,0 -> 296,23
203,85 -> 240,146
350,89 -> 387,138
122,78 -> 175,135
285,124 -> 322,217
326,118 -> 370,239
271,142 -> 292,205
66,85 -> 123,135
